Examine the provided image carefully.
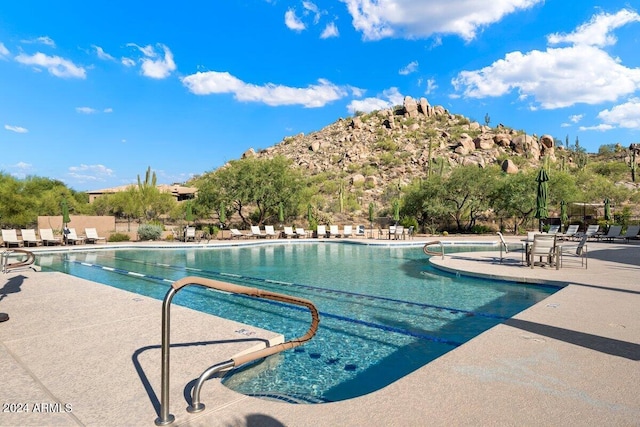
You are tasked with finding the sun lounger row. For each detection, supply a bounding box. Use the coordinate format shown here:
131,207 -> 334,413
1,228 -> 107,247
228,225 -> 368,239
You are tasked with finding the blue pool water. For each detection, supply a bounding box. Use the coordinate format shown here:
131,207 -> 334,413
37,243 -> 559,403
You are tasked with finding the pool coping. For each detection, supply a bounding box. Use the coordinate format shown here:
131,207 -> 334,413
1,236 -> 639,426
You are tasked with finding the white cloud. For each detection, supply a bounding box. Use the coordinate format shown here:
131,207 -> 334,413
121,57 -> 136,67
548,9 -> 640,48
0,42 -> 9,58
347,87 -> 404,114
76,107 -> 97,114
285,9 -> 306,31
93,45 -> 115,61
321,22 -> 340,38
21,36 -> 56,47
303,1 -> 325,24
399,60 -> 418,75
595,98 -> 640,130
67,164 -> 114,182
452,9 -> 640,109
569,114 -> 583,123
341,0 -> 543,41
182,71 -> 348,108
104,108 -> 113,113
578,124 -> 615,132
126,43 -> 176,79
4,124 -> 28,133
425,78 -> 437,94
15,52 -> 87,78
8,162 -> 32,179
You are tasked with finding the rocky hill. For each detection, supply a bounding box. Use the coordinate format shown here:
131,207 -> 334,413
239,96 -> 568,220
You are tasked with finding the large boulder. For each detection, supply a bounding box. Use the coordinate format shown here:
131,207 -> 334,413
403,96 -> 419,118
501,159 -> 519,174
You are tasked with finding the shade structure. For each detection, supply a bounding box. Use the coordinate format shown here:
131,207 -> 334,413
604,198 -> 611,221
534,168 -> 549,220
61,198 -> 71,225
392,200 -> 400,223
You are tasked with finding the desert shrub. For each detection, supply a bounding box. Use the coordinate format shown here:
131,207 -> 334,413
137,223 -> 163,240
470,224 -> 494,234
108,233 -> 130,242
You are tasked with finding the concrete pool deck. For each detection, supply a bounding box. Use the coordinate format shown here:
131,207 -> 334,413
0,236 -> 638,426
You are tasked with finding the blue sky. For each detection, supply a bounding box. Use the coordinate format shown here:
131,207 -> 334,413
1,1 -> 639,191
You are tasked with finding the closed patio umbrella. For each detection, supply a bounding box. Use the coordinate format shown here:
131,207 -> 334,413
534,168 -> 549,231
219,202 -> 226,227
61,198 -> 71,245
185,201 -> 194,224
392,200 -> 400,225
278,202 -> 284,224
560,200 -> 568,232
604,198 -> 611,222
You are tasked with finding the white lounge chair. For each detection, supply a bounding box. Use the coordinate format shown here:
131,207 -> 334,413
184,226 -> 197,242
616,225 -> 640,243
21,229 -> 42,247
39,228 -> 62,246
561,224 -> 579,240
342,225 -> 353,238
264,225 -> 278,238
527,234 -> 558,269
283,226 -> 295,238
574,224 -> 599,241
66,228 -> 85,245
229,228 -> 246,239
295,227 -> 307,238
316,225 -> 327,238
2,229 -> 22,247
328,225 -> 341,238
559,235 -> 588,269
497,232 -> 525,264
249,226 -> 267,238
355,225 -> 366,237
547,225 -> 560,234
85,228 -> 106,244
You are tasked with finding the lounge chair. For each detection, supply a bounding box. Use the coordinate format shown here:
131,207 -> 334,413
559,235 -> 588,268
560,224 -> 579,240
184,226 -> 197,242
249,226 -> 267,238
283,226 -> 295,238
342,225 -> 353,238
615,225 -> 640,243
39,228 -> 62,246
327,225 -> 341,238
294,227 -> 307,238
316,225 -> 327,238
84,228 -> 107,244
497,232 -> 525,264
21,229 -> 42,247
66,228 -> 85,245
264,225 -> 278,238
574,224 -> 599,241
599,225 -> 622,242
392,225 -> 405,240
527,234 -> 558,269
355,225 -> 366,237
229,228 -> 246,239
547,225 -> 560,234
2,229 -> 22,247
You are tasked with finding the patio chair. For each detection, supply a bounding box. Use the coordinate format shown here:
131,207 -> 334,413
21,229 -> 42,247
599,225 -> 622,242
496,232 -> 525,264
66,228 -> 85,245
264,225 -> 278,238
294,227 -> 307,238
342,225 -> 353,238
249,225 -> 267,238
328,225 -> 341,238
316,225 -> 328,238
2,229 -> 23,247
283,226 -> 295,238
229,228 -> 246,239
559,235 -> 588,269
85,228 -> 107,244
355,225 -> 366,237
39,228 -> 62,246
392,225 -> 405,240
547,225 -> 560,234
574,224 -> 599,241
527,234 -> 558,269
184,226 -> 197,242
615,225 -> 640,243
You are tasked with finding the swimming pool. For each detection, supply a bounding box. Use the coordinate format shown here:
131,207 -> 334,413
37,243 -> 559,403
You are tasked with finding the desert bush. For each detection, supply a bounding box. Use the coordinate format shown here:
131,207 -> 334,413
108,233 -> 130,242
137,223 -> 163,240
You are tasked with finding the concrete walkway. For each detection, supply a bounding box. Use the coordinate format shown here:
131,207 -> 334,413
0,237 -> 638,426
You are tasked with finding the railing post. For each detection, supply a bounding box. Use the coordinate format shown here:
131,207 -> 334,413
155,288 -> 177,426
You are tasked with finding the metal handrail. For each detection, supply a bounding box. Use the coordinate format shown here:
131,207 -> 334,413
423,241 -> 444,259
155,276 -> 320,426
1,249 -> 37,274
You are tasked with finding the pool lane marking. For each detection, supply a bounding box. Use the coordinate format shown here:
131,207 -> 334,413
105,254 -> 508,321
64,259 -> 462,346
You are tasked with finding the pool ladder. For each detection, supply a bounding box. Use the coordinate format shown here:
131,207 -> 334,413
155,276 -> 320,426
1,249 -> 39,274
423,241 -> 445,259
